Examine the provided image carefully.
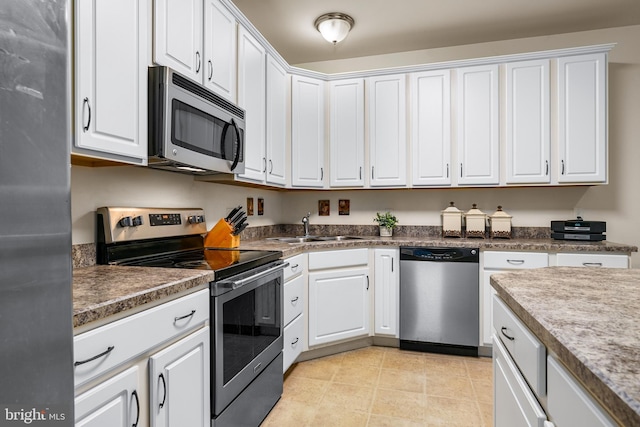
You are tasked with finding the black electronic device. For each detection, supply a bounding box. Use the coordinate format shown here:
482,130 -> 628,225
550,217 -> 606,241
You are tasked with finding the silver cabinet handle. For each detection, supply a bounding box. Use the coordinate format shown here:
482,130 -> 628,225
174,309 -> 196,323
291,263 -> 299,270
131,390 -> 140,427
74,346 -> 114,366
290,296 -> 299,303
371,166 -> 375,180
82,97 -> 91,132
158,373 -> 167,409
359,166 -> 362,180
446,163 -> 449,178
208,60 -> 213,81
501,327 -> 515,341
320,167 -> 324,180
561,159 -> 565,175
269,159 -> 273,174
545,160 -> 549,176
195,51 -> 201,73
291,337 -> 299,346
507,259 -> 525,265
391,258 -> 394,272
460,163 -> 463,177
583,262 -> 603,267
262,157 -> 267,173
366,275 -> 370,290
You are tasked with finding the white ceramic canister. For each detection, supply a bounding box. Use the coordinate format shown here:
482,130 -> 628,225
441,202 -> 463,237
465,204 -> 487,238
489,205 -> 512,239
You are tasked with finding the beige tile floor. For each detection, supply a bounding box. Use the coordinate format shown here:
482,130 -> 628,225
262,346 -> 493,427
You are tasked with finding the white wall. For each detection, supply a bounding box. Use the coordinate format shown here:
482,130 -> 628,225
71,25 -> 640,266
71,165 -> 283,244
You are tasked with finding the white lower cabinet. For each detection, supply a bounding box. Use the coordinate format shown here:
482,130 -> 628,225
75,366 -> 140,427
547,355 -> 616,427
374,248 -> 399,336
493,336 -> 547,427
308,249 -> 370,346
74,290 -> 210,427
149,327 -> 210,427
555,253 -> 628,269
481,251 -> 548,347
283,254 -> 306,372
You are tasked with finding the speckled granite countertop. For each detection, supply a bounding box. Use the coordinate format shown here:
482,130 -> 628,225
490,267 -> 640,427
73,265 -> 214,329
240,236 -> 637,258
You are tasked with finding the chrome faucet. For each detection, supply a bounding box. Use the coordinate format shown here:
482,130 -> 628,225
301,212 -> 311,237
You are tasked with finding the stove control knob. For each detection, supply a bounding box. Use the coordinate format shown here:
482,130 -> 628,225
188,215 -> 205,224
119,216 -> 133,227
132,215 -> 144,226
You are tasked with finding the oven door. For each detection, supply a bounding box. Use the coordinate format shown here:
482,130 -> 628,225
211,262 -> 284,416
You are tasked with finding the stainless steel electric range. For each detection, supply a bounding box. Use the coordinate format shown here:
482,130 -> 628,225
96,207 -> 285,427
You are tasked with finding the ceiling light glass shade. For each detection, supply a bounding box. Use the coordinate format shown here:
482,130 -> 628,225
314,13 -> 355,44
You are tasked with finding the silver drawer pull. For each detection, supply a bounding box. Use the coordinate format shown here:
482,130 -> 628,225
507,259 -> 525,265
74,346 -> 114,366
501,327 -> 515,341
174,309 -> 196,323
291,264 -> 299,271
291,296 -> 299,303
291,337 -> 299,346
583,262 -> 603,267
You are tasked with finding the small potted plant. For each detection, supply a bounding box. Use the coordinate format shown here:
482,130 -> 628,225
374,212 -> 398,237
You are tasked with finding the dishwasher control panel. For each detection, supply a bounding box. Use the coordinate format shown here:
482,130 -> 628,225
400,247 -> 478,262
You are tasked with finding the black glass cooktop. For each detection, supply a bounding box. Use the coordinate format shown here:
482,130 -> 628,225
114,248 -> 281,281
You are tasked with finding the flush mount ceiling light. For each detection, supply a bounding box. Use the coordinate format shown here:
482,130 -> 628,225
314,12 -> 355,44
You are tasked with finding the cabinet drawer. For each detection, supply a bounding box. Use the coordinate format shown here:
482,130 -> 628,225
308,248 -> 368,270
283,314 -> 304,373
493,336 -> 547,427
493,295 -> 546,397
547,355 -> 616,427
284,274 -> 304,325
284,254 -> 305,281
74,289 -> 209,388
484,251 -> 548,270
556,253 -> 628,269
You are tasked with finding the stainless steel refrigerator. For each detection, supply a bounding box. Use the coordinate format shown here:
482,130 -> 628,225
0,0 -> 74,424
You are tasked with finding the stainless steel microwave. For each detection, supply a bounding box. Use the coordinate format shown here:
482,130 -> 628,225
148,67 -> 245,175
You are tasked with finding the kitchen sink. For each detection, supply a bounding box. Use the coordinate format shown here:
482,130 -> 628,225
266,235 -> 364,244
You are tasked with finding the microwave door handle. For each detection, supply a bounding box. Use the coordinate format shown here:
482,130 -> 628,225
220,121 -> 230,159
229,118 -> 241,172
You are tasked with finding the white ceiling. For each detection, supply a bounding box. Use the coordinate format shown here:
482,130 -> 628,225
231,0 -> 640,65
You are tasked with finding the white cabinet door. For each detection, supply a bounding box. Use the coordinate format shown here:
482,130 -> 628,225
493,336 -> 548,427
237,27 -> 267,182
482,270 -> 499,347
308,267 -> 370,346
410,70 -> 452,186
329,78 -> 365,187
283,314 -> 304,373
154,0 -> 203,81
457,65 -> 499,185
203,0 -> 237,101
74,0 -> 147,165
368,74 -> 407,187
506,59 -> 550,184
292,75 -> 325,188
557,53 -> 607,183
266,56 -> 287,186
374,249 -> 399,337
149,327 -> 210,427
75,366 -> 140,427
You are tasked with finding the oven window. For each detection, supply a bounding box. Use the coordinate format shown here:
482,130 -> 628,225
222,280 -> 280,384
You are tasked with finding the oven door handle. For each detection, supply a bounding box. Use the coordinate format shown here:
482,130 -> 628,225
222,262 -> 289,290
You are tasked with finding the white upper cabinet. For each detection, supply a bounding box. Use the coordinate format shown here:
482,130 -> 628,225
292,75 -> 326,188
154,0 -> 203,81
203,0 -> 237,101
73,0 -> 148,165
456,64 -> 499,185
368,74 -> 407,187
410,70 -> 452,186
506,59 -> 550,184
265,55 -> 288,186
237,26 -> 267,182
329,79 -> 365,187
557,53 -> 607,183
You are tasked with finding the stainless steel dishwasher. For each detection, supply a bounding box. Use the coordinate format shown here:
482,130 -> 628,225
399,247 -> 479,356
